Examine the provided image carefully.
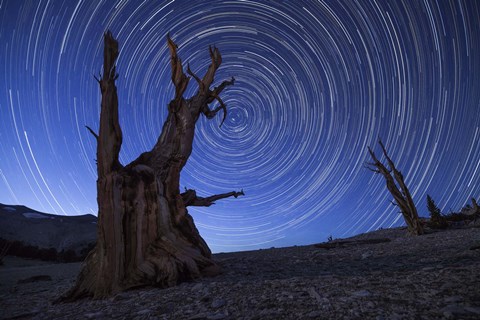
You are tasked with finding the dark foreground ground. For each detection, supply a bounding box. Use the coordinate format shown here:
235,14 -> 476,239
1,226 -> 480,319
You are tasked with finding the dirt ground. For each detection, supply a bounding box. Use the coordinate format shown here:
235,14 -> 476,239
1,226 -> 480,319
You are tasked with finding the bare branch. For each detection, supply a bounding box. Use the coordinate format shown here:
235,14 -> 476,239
180,42 -> 234,127
366,139 -> 423,235
202,93 -> 228,127
97,30 -> 123,176
103,31 -> 119,81
167,33 -> 190,100
182,189 -> 245,207
367,146 -> 390,175
213,94 -> 227,127
364,164 -> 380,174
85,126 -> 99,140
187,63 -> 205,93
207,77 -> 235,103
367,146 -> 379,163
378,139 -> 397,171
202,45 -> 222,89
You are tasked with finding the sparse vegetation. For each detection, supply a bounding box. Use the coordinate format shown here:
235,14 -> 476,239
436,198 -> 479,226
444,211 -> 475,224
426,195 -> 448,229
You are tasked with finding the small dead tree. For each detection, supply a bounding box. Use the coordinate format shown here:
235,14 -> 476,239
366,140 -> 424,235
61,31 -> 242,301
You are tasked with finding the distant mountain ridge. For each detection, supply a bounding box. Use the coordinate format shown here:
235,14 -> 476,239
0,203 -> 97,261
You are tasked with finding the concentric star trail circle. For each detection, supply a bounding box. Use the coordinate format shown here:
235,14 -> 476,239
0,0 -> 479,252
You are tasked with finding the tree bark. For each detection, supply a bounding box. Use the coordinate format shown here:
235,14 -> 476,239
366,140 -> 424,235
182,189 -> 244,207
60,31 -> 241,301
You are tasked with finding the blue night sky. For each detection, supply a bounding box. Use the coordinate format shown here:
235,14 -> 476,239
0,0 -> 479,253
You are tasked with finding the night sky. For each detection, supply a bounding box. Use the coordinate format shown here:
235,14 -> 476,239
1,0 -> 479,253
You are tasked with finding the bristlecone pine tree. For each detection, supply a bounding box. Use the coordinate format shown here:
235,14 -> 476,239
426,195 -> 448,229
61,31 -> 243,301
367,140 -> 424,235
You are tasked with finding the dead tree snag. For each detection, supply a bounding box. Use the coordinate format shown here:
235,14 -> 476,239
367,140 -> 424,235
61,31 -> 241,301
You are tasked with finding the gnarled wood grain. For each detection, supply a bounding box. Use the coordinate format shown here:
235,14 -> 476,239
60,31 -> 242,301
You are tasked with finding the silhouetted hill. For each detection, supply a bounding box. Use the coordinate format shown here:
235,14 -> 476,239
0,203 -> 96,261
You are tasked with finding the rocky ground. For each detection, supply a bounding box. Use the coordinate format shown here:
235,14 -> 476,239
1,225 -> 480,319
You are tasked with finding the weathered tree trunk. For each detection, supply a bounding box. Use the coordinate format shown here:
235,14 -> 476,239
367,140 -> 424,235
61,31 -> 241,301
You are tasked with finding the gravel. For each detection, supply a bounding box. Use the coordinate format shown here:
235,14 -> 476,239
1,226 -> 479,319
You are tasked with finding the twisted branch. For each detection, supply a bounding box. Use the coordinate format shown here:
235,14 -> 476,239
182,189 -> 245,207
167,33 -> 190,100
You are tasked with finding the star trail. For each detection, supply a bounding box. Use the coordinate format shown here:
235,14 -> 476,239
0,0 -> 479,252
